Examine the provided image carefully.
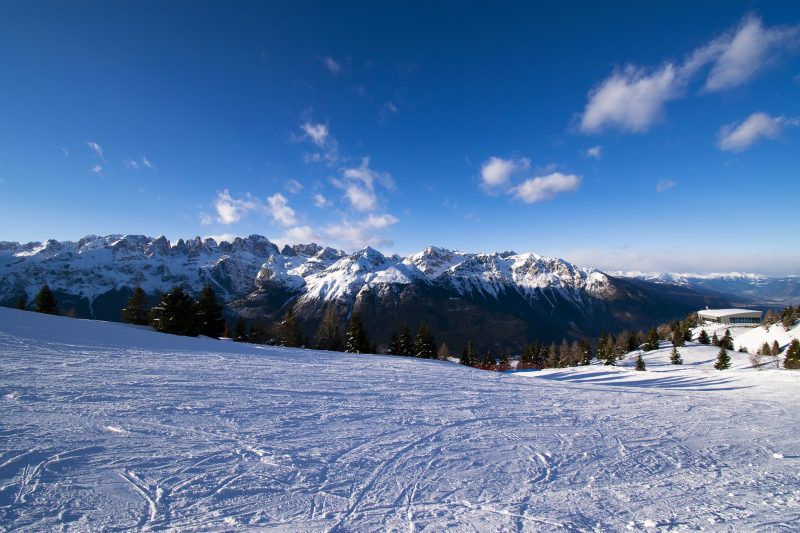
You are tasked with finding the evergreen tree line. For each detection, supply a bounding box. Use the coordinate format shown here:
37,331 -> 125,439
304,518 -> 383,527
386,324 -> 437,358
123,285 -> 227,338
14,283 -> 61,314
16,284 -> 800,371
762,305 -> 800,330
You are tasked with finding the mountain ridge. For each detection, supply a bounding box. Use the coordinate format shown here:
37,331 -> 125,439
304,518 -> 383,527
1,233 -> 734,349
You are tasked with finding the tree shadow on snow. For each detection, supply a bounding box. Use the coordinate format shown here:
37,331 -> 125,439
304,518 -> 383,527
534,371 -> 751,391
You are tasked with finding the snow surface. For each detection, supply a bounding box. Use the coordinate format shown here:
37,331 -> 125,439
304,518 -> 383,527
1,308 -> 799,530
691,321 -> 800,355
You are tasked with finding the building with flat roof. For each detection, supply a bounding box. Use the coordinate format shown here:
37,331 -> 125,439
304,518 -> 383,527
697,308 -> 762,326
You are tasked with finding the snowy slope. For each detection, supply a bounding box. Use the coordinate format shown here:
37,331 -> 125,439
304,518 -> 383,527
689,321 -> 800,355
1,307 -> 799,530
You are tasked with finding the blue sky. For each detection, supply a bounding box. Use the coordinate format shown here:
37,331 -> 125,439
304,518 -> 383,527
1,1 -> 799,275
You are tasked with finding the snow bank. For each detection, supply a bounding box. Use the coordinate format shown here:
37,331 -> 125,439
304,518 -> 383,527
1,308 -> 799,530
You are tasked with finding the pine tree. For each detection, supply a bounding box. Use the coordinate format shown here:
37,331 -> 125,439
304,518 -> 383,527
721,329 -> 734,350
150,286 -> 198,336
758,341 -> 771,356
670,346 -> 683,365
388,333 -> 401,355
763,309 -> 780,327
596,333 -> 608,362
714,345 -> 731,370
644,328 -> 660,351
315,307 -> 344,352
15,294 -> 27,310
579,340 -> 593,365
559,339 -> 571,367
635,352 -> 646,371
518,343 -> 535,369
546,342 -> 559,368
121,286 -> 150,325
233,317 -> 247,342
414,325 -> 436,358
784,339 -> 800,369
277,308 -> 302,347
398,325 -> 414,356
437,342 -> 451,360
34,283 -> 59,315
698,329 -> 710,345
196,285 -> 225,338
460,340 -> 476,367
480,351 -> 496,370
345,313 -> 372,354
771,340 -> 781,357
497,350 -> 510,371
711,332 -> 719,346
672,327 -> 685,347
626,331 -> 640,353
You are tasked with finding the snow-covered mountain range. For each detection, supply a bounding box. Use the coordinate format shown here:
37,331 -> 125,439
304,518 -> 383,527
614,271 -> 800,305
0,234 -> 732,349
0,235 -> 611,307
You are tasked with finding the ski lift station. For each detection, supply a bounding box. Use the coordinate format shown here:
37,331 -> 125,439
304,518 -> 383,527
697,308 -> 762,326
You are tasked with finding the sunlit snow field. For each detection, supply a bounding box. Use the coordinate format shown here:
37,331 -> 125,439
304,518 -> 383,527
1,307 -> 798,531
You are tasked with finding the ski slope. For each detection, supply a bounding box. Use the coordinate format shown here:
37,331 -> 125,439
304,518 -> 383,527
1,308 -> 799,531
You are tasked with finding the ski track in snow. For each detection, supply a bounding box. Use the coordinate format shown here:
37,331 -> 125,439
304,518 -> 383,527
0,309 -> 799,531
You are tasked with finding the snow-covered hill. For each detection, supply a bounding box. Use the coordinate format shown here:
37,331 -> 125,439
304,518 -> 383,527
1,307 -> 798,530
690,321 -> 800,355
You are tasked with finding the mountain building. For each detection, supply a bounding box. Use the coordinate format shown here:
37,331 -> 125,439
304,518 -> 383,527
697,308 -> 762,326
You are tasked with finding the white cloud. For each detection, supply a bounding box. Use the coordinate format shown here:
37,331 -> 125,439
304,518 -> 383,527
301,122 -> 329,146
91,165 -> 103,175
585,146 -> 602,159
656,179 -> 677,193
378,101 -> 399,121
323,56 -> 342,75
717,112 -> 796,152
333,157 -> 395,212
512,173 -> 581,203
213,189 -> 258,225
299,122 -> 339,165
199,213 -> 213,225
282,225 -> 320,243
580,64 -> 682,133
480,156 -> 530,189
324,213 -> 399,248
704,15 -> 800,92
87,141 -> 104,159
212,190 -> 299,226
124,156 -> 155,170
266,193 -> 297,226
579,15 -> 800,133
313,193 -> 328,208
285,179 -> 304,194
342,184 -> 377,212
479,156 -> 581,204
